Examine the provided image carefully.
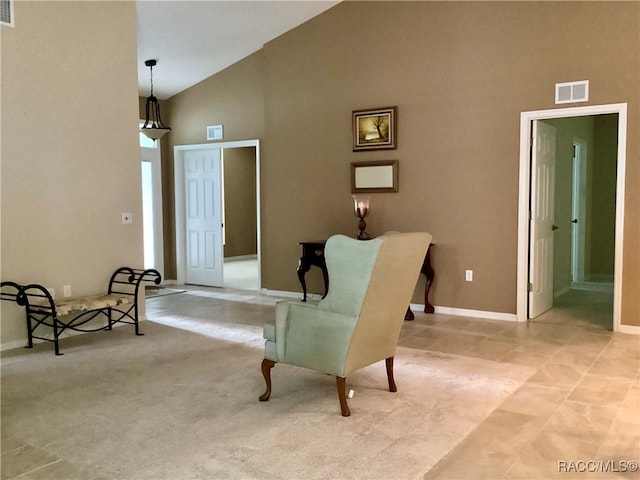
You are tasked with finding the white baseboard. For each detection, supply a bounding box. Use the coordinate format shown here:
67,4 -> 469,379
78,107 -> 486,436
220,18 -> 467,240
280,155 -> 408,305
411,304 -> 520,322
260,289 -> 520,322
617,324 -> 640,335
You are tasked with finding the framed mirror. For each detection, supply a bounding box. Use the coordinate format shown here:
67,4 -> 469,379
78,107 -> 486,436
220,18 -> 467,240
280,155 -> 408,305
351,160 -> 398,193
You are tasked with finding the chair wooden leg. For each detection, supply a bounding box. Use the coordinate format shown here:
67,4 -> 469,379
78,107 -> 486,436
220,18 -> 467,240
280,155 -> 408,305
336,376 -> 351,417
386,357 -> 397,392
259,359 -> 276,402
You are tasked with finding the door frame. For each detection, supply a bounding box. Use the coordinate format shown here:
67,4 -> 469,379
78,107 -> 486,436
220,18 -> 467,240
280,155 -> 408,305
140,146 -> 165,278
516,103 -> 627,331
571,138 -> 587,284
174,139 -> 261,287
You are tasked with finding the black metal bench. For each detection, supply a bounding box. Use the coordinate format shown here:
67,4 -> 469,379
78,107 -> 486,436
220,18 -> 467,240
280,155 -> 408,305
0,267 -> 161,355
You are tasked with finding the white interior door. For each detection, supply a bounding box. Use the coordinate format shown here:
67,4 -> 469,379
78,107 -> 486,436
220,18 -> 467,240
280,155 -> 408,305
184,149 -> 223,287
174,140 -> 261,289
529,120 -> 557,318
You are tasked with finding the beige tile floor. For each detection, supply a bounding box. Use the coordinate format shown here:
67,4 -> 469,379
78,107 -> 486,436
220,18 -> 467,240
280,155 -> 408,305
142,285 -> 638,479
408,289 -> 640,479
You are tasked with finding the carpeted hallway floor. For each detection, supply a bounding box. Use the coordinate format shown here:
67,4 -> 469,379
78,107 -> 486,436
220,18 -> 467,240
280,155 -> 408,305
1,286 -> 638,479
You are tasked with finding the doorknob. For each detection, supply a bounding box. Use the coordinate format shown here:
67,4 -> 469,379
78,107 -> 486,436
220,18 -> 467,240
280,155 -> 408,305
552,225 -> 559,231
571,219 -> 578,223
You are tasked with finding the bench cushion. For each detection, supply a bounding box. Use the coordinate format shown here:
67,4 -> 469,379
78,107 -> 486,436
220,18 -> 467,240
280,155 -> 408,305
55,294 -> 132,317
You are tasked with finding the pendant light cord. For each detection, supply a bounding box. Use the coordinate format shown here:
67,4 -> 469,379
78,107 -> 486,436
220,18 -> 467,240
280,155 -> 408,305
149,64 -> 154,98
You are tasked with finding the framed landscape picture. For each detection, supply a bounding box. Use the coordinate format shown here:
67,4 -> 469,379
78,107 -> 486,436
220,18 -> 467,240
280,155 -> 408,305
352,106 -> 397,151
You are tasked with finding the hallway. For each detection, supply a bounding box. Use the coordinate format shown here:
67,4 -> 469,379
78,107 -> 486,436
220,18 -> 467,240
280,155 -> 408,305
223,256 -> 259,291
535,288 -> 614,331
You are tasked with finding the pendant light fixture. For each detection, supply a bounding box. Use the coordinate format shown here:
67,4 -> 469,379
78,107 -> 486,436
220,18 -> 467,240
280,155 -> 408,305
141,59 -> 171,140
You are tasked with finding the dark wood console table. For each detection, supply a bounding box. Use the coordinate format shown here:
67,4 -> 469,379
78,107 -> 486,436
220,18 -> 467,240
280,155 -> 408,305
297,241 -> 329,302
404,245 -> 435,320
297,241 -> 434,318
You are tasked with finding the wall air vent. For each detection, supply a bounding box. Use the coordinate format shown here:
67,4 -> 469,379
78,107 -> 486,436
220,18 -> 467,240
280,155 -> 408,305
1,0 -> 14,26
555,80 -> 589,104
207,125 -> 223,141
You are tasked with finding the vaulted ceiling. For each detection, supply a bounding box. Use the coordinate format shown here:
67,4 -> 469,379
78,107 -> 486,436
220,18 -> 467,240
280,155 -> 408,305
136,0 -> 339,100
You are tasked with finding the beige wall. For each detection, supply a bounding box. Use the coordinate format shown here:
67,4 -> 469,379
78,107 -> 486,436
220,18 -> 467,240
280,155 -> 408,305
1,1 -> 142,346
166,1 -> 639,326
167,50 -> 265,145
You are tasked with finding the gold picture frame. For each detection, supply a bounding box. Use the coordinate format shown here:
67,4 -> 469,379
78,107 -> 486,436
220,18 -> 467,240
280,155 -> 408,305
352,106 -> 397,151
351,160 -> 399,193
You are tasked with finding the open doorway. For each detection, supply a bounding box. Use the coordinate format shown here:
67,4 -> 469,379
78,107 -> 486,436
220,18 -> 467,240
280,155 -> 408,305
517,104 -> 627,332
221,146 -> 259,291
174,140 -> 261,291
536,115 -> 617,330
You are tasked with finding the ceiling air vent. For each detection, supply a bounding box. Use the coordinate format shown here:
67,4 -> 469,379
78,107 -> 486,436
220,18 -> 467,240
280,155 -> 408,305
1,0 -> 14,26
207,125 -> 223,141
555,80 -> 589,104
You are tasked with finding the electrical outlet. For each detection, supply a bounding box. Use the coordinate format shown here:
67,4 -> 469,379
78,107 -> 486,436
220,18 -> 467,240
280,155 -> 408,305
64,285 -> 72,298
122,213 -> 133,224
465,270 -> 473,282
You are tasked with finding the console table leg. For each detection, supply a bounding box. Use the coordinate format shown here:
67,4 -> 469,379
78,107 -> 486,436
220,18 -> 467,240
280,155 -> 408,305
404,307 -> 415,321
321,268 -> 329,299
297,260 -> 311,302
424,283 -> 435,314
423,247 -> 435,314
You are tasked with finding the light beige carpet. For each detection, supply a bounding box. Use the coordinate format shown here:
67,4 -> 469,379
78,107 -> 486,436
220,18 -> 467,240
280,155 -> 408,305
1,320 -> 533,479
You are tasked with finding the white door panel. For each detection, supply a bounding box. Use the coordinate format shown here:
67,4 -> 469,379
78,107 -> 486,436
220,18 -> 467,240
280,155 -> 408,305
184,149 -> 223,287
529,120 -> 557,318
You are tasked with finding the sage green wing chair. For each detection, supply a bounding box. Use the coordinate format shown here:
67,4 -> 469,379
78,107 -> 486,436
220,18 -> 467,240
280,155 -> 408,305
259,232 -> 432,416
